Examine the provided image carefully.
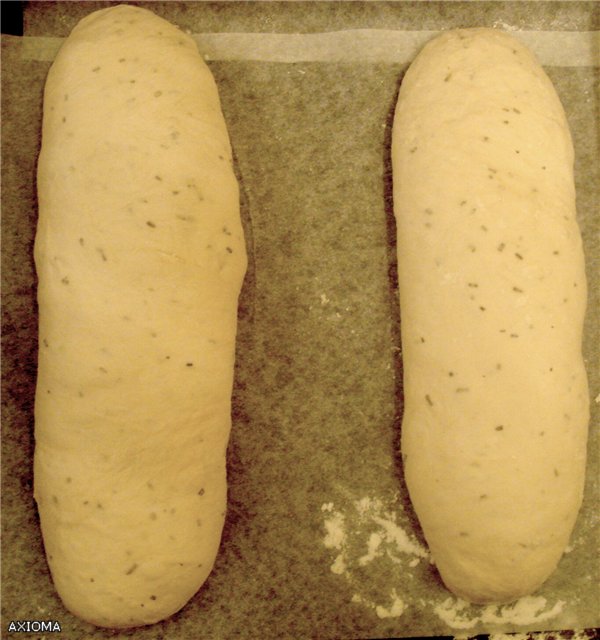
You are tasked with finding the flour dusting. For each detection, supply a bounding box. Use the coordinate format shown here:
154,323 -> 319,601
322,509 -> 345,550
321,495 -> 570,631
481,596 -> 565,625
371,514 -> 429,561
375,589 -> 407,619
489,632 -> 594,640
358,532 -> 383,566
321,505 -> 347,575
433,595 -> 565,630
351,589 -> 407,619
320,495 -> 429,620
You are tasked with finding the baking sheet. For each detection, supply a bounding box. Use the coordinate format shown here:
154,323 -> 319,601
2,2 -> 599,639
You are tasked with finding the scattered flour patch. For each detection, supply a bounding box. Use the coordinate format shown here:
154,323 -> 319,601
358,532 -> 383,566
322,509 -> 347,575
375,589 -> 407,619
330,553 -> 346,576
320,496 -> 428,620
351,589 -> 407,619
323,511 -> 345,550
372,515 -> 430,560
433,595 -> 565,630
355,495 -> 381,516
480,596 -> 565,626
491,20 -> 519,31
434,597 -> 478,630
320,497 -> 569,631
489,633 -> 592,640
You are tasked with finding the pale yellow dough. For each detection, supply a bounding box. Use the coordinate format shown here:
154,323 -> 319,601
392,29 -> 589,604
34,5 -> 246,628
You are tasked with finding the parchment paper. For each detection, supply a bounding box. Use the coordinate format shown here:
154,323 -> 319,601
2,2 -> 598,639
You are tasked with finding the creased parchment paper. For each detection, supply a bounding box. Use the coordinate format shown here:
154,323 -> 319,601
2,3 -> 598,639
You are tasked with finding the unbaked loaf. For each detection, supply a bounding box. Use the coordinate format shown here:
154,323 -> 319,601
34,5 -> 246,628
392,28 -> 589,603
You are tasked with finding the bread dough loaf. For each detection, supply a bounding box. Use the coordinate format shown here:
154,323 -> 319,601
392,29 -> 589,604
34,5 -> 246,628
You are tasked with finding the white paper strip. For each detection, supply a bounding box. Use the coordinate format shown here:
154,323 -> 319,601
19,29 -> 600,66
195,29 -> 600,66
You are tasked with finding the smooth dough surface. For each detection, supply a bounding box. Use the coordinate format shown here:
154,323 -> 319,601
34,5 -> 246,628
392,28 -> 589,604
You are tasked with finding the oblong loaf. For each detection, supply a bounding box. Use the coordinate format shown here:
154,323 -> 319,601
392,28 -> 589,604
34,5 -> 246,628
